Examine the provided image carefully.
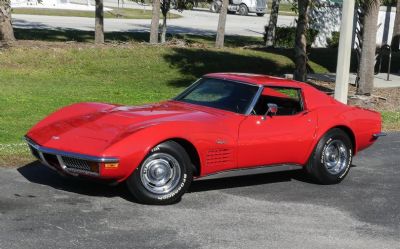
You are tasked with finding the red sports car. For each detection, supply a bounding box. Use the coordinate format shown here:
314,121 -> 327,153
25,73 -> 385,204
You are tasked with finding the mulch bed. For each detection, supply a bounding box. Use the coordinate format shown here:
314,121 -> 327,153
307,79 -> 400,112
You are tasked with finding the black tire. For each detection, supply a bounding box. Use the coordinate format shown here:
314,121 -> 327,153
126,141 -> 193,205
210,1 -> 221,13
238,4 -> 248,15
256,13 -> 265,17
305,128 -> 353,184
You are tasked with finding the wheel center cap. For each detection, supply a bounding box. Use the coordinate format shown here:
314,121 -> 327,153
154,167 -> 165,177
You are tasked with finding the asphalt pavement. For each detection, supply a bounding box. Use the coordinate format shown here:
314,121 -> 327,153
0,132 -> 399,249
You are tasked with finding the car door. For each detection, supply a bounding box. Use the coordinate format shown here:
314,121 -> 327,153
237,87 -> 318,168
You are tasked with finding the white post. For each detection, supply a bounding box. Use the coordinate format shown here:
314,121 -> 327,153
334,0 -> 355,104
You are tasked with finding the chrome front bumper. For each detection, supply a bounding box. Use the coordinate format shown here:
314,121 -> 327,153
25,136 -> 118,177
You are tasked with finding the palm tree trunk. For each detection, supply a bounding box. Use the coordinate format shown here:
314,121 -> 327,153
0,0 -> 15,44
95,0 -> 104,44
357,1 -> 380,95
150,0 -> 161,44
265,0 -> 280,47
392,0 -> 400,51
294,0 -> 310,82
215,0 -> 229,48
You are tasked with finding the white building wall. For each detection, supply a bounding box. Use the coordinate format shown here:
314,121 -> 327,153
310,4 -> 397,48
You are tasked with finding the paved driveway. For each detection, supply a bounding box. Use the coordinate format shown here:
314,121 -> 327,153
0,133 -> 399,249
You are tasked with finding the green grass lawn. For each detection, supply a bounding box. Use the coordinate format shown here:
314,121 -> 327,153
1,31 -> 399,165
266,2 -> 297,16
0,38 -> 319,165
12,8 -> 181,19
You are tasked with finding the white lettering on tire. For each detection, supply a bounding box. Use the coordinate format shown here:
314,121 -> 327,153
157,174 -> 187,200
151,146 -> 160,152
339,149 -> 352,179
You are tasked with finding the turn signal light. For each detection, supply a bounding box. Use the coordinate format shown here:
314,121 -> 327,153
104,162 -> 119,169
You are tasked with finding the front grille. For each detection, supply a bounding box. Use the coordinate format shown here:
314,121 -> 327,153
43,153 -> 61,168
62,156 -> 97,173
25,136 -> 112,176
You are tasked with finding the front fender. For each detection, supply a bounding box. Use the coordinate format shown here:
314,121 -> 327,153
103,120 -> 239,182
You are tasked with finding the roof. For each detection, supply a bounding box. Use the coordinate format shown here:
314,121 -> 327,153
204,72 -> 342,110
204,73 -> 305,88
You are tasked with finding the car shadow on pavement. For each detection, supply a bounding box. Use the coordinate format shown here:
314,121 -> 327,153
17,161 -> 324,200
17,161 -> 137,202
189,169 -> 316,193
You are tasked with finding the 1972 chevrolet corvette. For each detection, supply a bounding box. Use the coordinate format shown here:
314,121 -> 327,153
25,73 -> 385,204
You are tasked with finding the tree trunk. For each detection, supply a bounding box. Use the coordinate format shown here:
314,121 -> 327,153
392,0 -> 400,51
0,0 -> 15,44
161,13 -> 167,43
160,0 -> 170,43
294,0 -> 310,82
95,0 -> 104,44
357,1 -> 380,95
265,0 -> 280,47
215,0 -> 229,48
150,0 -> 161,44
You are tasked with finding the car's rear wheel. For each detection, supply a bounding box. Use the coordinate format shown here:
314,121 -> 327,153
126,141 -> 193,205
305,128 -> 353,184
238,4 -> 248,15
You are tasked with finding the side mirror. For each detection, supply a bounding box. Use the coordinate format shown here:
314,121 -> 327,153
262,103 -> 278,120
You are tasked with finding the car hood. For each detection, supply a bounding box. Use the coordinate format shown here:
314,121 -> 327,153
27,101 -> 232,155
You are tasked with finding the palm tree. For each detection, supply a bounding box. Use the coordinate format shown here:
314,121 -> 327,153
294,0 -> 311,82
0,0 -> 15,44
215,0 -> 229,48
265,0 -> 281,47
150,0 -> 161,44
95,0 -> 104,44
357,0 -> 381,95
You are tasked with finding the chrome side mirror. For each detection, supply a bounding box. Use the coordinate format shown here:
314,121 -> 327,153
262,103 -> 278,120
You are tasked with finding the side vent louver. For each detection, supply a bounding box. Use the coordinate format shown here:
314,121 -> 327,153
206,148 -> 233,167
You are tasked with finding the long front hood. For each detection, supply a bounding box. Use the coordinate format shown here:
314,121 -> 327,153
27,101 -> 230,156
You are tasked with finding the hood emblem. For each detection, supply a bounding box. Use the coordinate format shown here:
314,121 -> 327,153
51,136 -> 60,140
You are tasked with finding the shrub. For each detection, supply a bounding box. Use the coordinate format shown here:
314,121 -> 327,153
326,31 -> 340,48
264,26 -> 319,48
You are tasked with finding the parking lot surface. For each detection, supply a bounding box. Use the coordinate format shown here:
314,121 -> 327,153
0,133 -> 399,249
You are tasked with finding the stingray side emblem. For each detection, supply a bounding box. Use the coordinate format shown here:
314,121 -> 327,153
216,139 -> 225,145
52,136 -> 60,140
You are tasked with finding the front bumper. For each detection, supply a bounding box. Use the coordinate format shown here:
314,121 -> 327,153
25,136 -> 119,177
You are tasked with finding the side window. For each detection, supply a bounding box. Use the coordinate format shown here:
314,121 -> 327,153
252,87 -> 304,116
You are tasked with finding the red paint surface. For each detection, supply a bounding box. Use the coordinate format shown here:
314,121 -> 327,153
26,73 -> 382,181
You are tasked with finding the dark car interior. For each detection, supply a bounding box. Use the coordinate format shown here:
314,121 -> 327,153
252,87 -> 303,116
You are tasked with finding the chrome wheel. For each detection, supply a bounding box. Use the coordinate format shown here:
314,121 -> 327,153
323,140 -> 348,174
140,153 -> 182,194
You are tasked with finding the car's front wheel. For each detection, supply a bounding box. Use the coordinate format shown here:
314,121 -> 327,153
305,128 -> 353,184
126,141 -> 193,205
210,1 -> 221,13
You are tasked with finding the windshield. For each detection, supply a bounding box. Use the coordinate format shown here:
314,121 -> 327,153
175,78 -> 259,114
